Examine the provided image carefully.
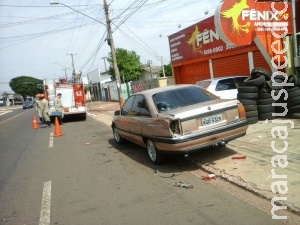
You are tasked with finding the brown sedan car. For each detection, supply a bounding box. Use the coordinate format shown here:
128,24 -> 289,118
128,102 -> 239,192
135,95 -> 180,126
112,85 -> 248,164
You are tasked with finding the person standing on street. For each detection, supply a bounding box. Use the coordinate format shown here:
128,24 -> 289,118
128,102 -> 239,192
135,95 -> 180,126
40,94 -> 51,128
54,93 -> 64,124
35,94 -> 43,123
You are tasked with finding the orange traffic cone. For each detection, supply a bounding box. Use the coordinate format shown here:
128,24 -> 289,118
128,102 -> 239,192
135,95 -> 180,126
53,117 -> 63,137
32,115 -> 39,129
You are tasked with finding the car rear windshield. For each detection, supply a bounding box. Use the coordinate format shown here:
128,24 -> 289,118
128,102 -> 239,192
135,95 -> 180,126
152,86 -> 217,111
195,80 -> 211,89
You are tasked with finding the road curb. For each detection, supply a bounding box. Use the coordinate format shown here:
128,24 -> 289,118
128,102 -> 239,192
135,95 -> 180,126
189,159 -> 300,216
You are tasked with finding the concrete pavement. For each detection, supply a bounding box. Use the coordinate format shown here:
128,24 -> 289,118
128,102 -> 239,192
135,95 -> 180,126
87,100 -> 300,215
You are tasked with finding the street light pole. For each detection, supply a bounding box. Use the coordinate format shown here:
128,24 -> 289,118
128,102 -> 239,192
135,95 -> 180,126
50,1 -> 106,26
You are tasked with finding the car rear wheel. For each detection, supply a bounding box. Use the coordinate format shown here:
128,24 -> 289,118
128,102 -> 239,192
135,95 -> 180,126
147,140 -> 166,165
113,126 -> 125,144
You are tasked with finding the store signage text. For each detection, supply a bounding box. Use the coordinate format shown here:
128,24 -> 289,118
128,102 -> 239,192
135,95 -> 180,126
214,0 -> 292,46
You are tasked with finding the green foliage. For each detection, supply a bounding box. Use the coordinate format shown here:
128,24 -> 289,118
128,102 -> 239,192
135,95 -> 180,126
9,76 -> 44,100
107,48 -> 142,83
158,62 -> 172,77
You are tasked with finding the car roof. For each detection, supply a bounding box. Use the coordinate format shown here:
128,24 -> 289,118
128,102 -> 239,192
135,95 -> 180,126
196,76 -> 249,82
132,84 -> 195,97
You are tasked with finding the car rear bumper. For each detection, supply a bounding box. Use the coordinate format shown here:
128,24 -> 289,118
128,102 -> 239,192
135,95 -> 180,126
150,120 -> 248,154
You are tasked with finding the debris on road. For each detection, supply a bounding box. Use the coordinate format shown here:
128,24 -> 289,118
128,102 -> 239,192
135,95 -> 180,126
202,174 -> 216,181
153,170 -> 177,178
231,155 -> 247,160
87,112 -> 96,118
173,181 -> 194,189
159,174 -> 176,178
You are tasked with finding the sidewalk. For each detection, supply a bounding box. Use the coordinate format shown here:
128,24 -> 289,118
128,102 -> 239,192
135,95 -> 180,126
87,100 -> 300,214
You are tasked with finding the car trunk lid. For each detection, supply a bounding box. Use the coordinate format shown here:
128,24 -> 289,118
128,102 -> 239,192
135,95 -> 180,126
159,99 -> 242,135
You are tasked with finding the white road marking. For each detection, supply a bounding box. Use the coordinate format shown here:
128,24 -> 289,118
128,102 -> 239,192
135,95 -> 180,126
0,110 -> 13,115
49,132 -> 53,148
39,181 -> 51,225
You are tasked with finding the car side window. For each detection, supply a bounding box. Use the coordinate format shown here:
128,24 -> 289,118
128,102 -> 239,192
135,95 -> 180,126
132,95 -> 150,117
122,96 -> 135,116
215,78 -> 236,91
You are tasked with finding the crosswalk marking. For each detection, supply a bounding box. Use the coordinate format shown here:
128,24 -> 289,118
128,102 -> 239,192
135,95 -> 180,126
0,110 -> 13,115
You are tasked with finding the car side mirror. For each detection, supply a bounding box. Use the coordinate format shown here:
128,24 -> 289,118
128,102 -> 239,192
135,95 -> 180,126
114,110 -> 121,116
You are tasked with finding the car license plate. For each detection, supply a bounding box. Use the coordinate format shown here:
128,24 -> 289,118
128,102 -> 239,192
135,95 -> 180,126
202,114 -> 222,126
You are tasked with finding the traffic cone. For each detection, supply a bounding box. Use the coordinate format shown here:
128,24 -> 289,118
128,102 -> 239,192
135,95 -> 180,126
53,117 -> 63,137
32,115 -> 39,129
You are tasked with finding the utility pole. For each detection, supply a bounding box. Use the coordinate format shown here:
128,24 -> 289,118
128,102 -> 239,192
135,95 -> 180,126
148,60 -> 153,80
161,56 -> 166,77
67,53 -> 77,83
62,68 -> 68,80
103,0 -> 122,107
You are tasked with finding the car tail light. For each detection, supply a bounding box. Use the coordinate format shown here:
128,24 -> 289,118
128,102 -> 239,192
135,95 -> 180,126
237,103 -> 246,120
170,120 -> 181,135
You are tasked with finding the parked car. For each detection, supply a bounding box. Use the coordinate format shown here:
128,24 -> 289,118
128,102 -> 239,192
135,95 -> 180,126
195,76 -> 248,99
111,85 -> 248,164
22,101 -> 34,109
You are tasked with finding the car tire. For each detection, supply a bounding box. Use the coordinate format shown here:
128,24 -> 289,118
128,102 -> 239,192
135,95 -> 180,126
258,112 -> 275,121
287,96 -> 300,108
288,105 -> 300,114
244,104 -> 257,111
287,88 -> 300,99
271,78 -> 285,90
146,139 -> 166,165
273,74 -> 286,81
246,110 -> 258,118
258,92 -> 272,99
257,98 -> 274,105
247,116 -> 258,124
251,68 -> 271,81
288,74 -> 299,87
113,126 -> 125,144
238,99 -> 257,105
257,104 -> 275,114
286,86 -> 299,93
275,104 -> 288,114
237,86 -> 258,93
244,73 -> 266,86
237,93 -> 258,99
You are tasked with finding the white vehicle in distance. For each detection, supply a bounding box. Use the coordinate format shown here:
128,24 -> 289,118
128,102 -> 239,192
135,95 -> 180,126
195,76 -> 249,99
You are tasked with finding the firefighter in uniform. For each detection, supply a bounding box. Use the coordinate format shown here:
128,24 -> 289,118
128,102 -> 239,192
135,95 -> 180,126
40,94 -> 51,128
35,94 -> 43,123
54,93 -> 64,124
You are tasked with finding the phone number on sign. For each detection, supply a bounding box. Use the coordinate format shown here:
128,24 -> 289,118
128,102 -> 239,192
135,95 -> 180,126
203,46 -> 224,55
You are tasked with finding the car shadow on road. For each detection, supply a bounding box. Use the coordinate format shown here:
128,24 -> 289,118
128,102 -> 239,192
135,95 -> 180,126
108,139 -> 238,174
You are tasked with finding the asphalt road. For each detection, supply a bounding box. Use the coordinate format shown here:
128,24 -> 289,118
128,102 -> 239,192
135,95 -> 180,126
0,108 -> 298,225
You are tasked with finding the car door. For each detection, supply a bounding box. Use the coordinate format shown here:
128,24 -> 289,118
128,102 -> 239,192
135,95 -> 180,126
116,95 -> 135,140
215,78 -> 238,99
127,94 -> 150,145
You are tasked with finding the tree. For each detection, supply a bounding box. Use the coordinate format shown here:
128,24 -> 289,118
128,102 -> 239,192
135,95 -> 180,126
158,62 -> 172,77
107,48 -> 142,83
9,76 -> 44,100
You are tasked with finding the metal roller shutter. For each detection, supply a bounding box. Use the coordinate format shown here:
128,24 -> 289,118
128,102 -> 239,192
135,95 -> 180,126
175,61 -> 210,84
253,50 -> 272,72
212,53 -> 250,77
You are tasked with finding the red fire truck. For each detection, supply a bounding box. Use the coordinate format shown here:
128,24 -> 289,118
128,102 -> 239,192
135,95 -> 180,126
44,78 -> 87,121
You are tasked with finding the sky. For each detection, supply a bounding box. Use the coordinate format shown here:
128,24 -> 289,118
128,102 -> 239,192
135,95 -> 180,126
0,0 -> 220,93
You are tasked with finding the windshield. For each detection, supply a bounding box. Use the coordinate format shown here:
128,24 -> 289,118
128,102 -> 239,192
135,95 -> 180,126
152,86 -> 218,112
